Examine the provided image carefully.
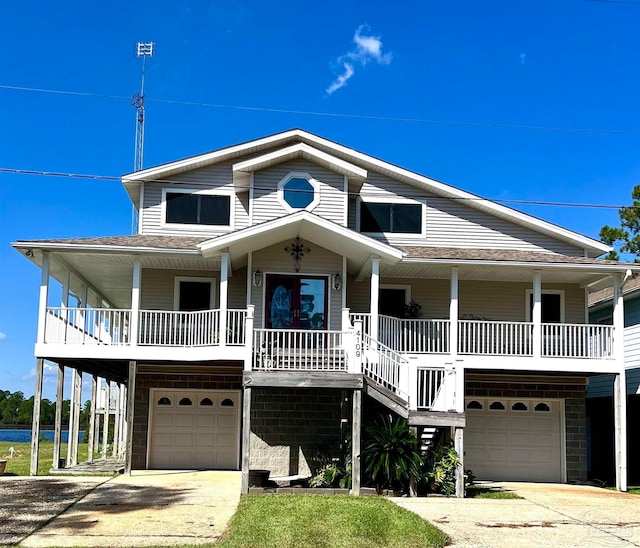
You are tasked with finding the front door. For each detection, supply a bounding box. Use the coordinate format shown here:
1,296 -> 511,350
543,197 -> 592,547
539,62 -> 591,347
266,275 -> 327,329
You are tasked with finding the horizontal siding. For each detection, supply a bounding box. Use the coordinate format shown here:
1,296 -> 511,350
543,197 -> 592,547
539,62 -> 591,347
348,277 -> 584,323
141,160 -> 250,236
140,267 -> 246,310
350,171 -> 584,255
251,242 -> 343,330
625,324 -> 640,370
586,374 -> 615,398
252,159 -> 345,226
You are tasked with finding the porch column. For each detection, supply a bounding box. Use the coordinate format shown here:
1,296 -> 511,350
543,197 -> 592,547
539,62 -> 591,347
53,364 -> 64,469
613,275 -> 628,491
449,267 -> 459,359
351,389 -> 362,495
78,284 -> 89,331
71,369 -> 82,465
125,361 -> 137,474
87,375 -> 97,462
30,358 -> 44,476
36,252 -> 50,344
66,369 -> 77,466
102,380 -> 111,459
61,270 -> 71,342
244,305 -> 255,370
532,271 -> 542,359
112,383 -> 121,458
241,386 -> 252,494
130,259 -> 141,346
370,257 -> 380,343
220,252 -> 229,348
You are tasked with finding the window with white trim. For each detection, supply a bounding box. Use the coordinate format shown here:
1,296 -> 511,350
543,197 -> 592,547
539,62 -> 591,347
357,197 -> 425,235
174,277 -> 216,311
162,188 -> 233,229
526,290 -> 565,323
277,172 -> 320,212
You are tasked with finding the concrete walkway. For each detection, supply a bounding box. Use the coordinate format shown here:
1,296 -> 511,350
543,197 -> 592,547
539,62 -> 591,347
18,471 -> 241,547
393,482 -> 640,547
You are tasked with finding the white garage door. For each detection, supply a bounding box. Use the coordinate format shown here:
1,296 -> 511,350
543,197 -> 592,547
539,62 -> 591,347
464,398 -> 563,482
149,389 -> 240,470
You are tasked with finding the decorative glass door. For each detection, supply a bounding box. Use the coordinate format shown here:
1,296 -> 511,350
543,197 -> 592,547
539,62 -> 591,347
266,275 -> 327,329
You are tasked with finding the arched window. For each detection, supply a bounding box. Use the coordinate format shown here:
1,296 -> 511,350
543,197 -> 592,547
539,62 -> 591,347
200,398 -> 214,406
511,402 -> 528,411
489,401 -> 505,410
534,402 -> 551,412
157,397 -> 171,406
466,400 -> 483,410
179,397 -> 193,406
221,398 -> 235,407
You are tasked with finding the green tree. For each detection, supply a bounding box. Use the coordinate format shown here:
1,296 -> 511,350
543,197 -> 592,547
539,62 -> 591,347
600,184 -> 640,261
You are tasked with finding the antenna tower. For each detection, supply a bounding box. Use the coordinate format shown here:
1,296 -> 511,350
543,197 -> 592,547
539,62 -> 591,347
131,42 -> 154,233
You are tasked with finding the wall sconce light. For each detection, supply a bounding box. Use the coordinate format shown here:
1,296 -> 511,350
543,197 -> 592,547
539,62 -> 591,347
331,272 -> 342,291
252,270 -> 263,287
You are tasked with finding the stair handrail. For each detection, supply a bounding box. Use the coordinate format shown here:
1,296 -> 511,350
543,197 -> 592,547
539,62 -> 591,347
361,332 -> 410,401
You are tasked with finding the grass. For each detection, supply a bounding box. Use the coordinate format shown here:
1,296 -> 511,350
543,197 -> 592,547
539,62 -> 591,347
0,441 -> 98,476
465,485 -> 523,499
216,494 -> 449,548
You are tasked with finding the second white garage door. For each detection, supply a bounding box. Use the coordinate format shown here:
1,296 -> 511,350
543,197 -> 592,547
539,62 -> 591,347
464,398 -> 564,482
148,389 -> 240,470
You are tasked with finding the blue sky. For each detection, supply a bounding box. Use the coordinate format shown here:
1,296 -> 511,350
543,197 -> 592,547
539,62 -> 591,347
1,0 -> 640,399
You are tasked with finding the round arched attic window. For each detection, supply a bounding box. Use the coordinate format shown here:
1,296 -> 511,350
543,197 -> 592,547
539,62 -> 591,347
277,172 -> 320,212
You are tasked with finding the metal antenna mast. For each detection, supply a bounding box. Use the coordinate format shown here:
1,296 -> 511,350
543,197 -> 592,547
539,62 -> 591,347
131,42 -> 154,233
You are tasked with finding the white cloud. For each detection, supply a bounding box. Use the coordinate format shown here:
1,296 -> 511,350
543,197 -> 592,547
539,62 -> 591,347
326,25 -> 392,95
0,332 -> 6,341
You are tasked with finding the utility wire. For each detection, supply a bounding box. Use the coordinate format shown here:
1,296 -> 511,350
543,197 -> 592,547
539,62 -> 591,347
1,83 -> 638,136
0,166 -> 633,210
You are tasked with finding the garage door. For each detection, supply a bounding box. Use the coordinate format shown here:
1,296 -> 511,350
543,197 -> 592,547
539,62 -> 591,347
464,398 -> 563,482
149,389 -> 240,470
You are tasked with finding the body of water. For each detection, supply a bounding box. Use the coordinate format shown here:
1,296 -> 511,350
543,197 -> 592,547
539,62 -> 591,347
0,430 -> 85,443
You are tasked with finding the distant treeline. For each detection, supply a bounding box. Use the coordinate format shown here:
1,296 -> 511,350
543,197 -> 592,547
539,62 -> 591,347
0,390 -> 91,426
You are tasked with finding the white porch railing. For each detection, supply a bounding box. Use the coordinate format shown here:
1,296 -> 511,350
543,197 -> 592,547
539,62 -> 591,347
45,307 -> 130,345
542,323 -> 614,359
361,332 -> 408,400
138,309 -> 221,346
253,329 -> 346,371
416,367 -> 446,410
458,320 -> 533,356
226,309 -> 247,345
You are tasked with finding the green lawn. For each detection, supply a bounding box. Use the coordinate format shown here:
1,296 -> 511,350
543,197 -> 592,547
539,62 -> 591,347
627,486 -> 640,495
216,494 -> 448,548
0,441 -> 98,476
466,485 -> 523,499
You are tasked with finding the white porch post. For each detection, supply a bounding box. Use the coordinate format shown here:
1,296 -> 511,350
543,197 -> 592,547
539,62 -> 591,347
102,380 -> 111,459
30,358 -> 44,476
87,375 -> 97,462
61,270 -> 71,341
130,259 -> 141,346
37,252 -> 50,344
244,305 -> 255,371
66,369 -> 76,466
241,385 -> 251,494
370,257 -> 380,343
351,389 -> 362,495
52,363 -> 64,469
613,275 -> 628,491
532,271 -> 542,359
71,369 -> 82,466
449,267 -> 459,359
220,252 -> 229,348
112,383 -> 121,458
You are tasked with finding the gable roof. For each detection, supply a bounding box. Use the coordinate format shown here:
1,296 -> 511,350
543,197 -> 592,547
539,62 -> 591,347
589,274 -> 640,307
122,128 -> 610,257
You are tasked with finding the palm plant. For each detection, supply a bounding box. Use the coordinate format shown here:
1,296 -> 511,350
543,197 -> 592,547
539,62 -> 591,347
364,415 -> 422,492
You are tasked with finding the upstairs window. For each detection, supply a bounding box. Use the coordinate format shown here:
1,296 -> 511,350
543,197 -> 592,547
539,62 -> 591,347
164,190 -> 231,227
277,172 -> 320,212
358,200 -> 424,235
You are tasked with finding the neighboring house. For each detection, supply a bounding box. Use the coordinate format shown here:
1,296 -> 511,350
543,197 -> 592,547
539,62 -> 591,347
587,277 -> 640,485
13,129 -> 637,495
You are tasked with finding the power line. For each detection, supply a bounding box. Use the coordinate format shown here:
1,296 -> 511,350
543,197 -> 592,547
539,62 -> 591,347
1,83 -> 639,136
0,166 -> 634,211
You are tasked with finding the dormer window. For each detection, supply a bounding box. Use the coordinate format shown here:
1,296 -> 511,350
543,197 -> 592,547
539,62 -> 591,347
162,189 -> 233,229
357,197 -> 425,236
277,172 -> 320,212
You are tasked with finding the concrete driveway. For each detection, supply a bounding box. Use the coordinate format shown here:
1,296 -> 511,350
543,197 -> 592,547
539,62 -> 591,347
15,471 -> 241,547
394,482 -> 640,547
